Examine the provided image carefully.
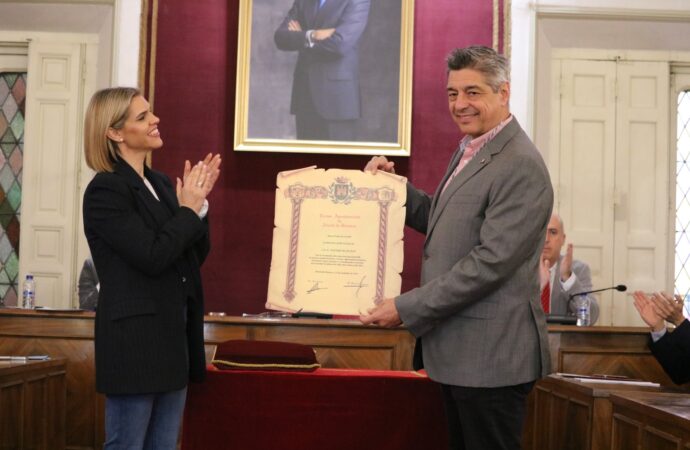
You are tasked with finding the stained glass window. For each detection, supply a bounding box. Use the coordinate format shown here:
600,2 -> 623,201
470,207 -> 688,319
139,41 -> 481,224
676,89 -> 690,317
0,73 -> 26,306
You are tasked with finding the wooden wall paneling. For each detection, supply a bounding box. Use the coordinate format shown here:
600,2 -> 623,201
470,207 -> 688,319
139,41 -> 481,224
0,358 -> 67,450
642,427 -> 681,450
0,376 -> 23,449
530,384 -> 551,449
612,413 -> 642,450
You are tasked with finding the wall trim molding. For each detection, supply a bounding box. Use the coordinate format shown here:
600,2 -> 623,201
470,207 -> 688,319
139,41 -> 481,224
0,0 -> 113,3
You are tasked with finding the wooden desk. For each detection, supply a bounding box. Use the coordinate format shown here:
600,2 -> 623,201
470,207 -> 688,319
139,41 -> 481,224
610,391 -> 690,449
0,309 -> 678,449
527,374 -> 672,450
0,358 -> 67,450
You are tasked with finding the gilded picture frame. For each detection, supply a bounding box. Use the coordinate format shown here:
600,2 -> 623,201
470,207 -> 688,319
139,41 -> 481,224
234,0 -> 414,156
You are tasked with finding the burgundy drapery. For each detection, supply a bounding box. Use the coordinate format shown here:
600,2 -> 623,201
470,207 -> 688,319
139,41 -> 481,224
145,0 -> 506,315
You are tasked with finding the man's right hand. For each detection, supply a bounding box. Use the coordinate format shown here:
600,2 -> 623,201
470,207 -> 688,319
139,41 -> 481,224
633,291 -> 665,332
364,156 -> 395,174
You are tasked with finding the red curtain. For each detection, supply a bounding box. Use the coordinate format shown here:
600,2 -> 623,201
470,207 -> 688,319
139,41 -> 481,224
148,0 -> 504,315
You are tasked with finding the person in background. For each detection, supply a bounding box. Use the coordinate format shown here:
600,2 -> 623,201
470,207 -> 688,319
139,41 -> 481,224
78,257 -> 99,311
633,290 -> 690,385
82,87 -> 221,450
540,213 -> 599,324
274,0 -> 370,141
361,46 -> 553,450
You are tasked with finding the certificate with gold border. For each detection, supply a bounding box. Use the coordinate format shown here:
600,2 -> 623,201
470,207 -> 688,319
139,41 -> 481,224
267,167 -> 406,315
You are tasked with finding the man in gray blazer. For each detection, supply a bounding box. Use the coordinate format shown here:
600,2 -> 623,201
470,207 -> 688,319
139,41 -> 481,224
540,213 -> 599,324
362,46 -> 553,450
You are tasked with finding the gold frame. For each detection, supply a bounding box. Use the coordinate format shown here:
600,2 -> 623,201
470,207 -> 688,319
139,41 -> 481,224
233,0 -> 415,156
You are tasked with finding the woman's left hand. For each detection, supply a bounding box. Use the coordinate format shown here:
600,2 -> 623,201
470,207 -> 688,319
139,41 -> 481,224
176,153 -> 221,213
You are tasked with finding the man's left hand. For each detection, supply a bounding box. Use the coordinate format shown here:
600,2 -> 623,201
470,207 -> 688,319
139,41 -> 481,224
360,298 -> 402,328
560,243 -> 573,282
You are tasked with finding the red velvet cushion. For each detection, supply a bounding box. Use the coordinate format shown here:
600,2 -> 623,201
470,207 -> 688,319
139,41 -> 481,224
211,340 -> 320,372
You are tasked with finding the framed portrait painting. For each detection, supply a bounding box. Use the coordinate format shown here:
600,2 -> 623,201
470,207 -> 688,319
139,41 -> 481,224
234,0 -> 414,156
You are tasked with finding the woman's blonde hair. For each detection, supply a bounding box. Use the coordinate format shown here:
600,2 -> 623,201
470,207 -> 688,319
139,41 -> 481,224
84,87 -> 140,172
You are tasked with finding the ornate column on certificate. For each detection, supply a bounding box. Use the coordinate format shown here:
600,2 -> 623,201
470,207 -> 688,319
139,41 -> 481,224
267,167 -> 407,315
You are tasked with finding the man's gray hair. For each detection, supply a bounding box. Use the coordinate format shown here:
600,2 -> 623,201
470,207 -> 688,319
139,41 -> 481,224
446,46 -> 510,93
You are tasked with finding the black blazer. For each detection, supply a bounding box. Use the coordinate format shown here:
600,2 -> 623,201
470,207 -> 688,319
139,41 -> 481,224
83,159 -> 210,395
650,319 -> 690,385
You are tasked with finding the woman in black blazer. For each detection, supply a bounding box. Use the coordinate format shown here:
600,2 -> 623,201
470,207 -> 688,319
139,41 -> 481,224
82,87 -> 220,449
633,291 -> 690,385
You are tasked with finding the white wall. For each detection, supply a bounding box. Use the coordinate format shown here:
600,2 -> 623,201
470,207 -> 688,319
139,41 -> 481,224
111,0 -> 142,86
511,0 -> 690,139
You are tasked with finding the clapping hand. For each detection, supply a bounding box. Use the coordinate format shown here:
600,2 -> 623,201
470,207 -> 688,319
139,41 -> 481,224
632,291 -> 665,332
539,255 -> 550,290
176,153 -> 222,213
560,243 -> 573,282
649,292 -> 685,327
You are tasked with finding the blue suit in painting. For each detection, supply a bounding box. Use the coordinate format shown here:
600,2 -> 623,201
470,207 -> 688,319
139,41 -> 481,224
274,0 -> 370,141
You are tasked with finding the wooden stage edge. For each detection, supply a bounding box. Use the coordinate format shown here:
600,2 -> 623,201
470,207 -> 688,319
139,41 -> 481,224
0,309 -> 682,449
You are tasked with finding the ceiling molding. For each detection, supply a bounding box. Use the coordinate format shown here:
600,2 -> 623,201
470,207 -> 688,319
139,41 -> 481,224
535,5 -> 690,22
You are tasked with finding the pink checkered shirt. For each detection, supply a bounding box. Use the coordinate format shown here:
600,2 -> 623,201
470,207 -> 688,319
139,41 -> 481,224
440,115 -> 513,196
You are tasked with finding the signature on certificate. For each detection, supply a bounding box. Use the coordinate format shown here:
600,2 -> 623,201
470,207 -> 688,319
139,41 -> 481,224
307,282 -> 327,294
344,276 -> 368,297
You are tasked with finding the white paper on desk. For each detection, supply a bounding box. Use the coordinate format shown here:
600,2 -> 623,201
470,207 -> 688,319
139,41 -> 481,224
576,378 -> 660,387
266,167 -> 407,315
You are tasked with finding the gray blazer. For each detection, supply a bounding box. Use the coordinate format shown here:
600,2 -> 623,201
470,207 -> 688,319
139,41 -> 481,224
396,118 -> 553,388
78,258 -> 99,311
550,257 -> 599,325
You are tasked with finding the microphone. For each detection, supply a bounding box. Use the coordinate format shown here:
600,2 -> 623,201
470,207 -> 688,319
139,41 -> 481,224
569,284 -> 627,298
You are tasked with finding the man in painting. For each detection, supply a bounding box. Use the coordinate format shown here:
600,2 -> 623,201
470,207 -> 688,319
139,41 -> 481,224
274,0 -> 370,141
